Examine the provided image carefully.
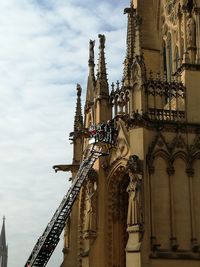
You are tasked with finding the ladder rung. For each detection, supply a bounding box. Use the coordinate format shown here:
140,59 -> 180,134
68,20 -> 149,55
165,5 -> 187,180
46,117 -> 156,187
24,144 -> 105,267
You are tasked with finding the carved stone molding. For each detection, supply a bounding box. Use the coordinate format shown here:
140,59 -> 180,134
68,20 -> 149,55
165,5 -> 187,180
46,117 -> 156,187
79,168 -> 98,262
148,131 -> 200,174
83,169 -> 98,237
126,155 -> 143,175
167,166 -> 175,176
147,131 -> 200,257
109,118 -> 130,167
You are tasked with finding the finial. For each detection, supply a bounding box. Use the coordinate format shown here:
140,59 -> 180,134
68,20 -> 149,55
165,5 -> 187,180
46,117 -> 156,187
97,34 -> 107,80
88,39 -> 95,82
98,34 -> 105,50
77,83 -> 81,96
116,80 -> 120,90
74,84 -> 83,132
95,33 -> 109,99
3,216 -> 5,223
111,82 -> 115,91
86,40 -> 96,109
123,2 -> 136,85
89,40 -> 95,65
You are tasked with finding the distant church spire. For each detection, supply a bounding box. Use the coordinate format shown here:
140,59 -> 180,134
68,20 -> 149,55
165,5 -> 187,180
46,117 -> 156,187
96,34 -> 109,97
0,217 -> 8,267
74,84 -> 83,132
123,1 -> 136,85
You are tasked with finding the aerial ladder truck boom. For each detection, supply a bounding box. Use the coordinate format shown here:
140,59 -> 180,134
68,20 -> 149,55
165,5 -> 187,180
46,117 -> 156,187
24,121 -> 117,267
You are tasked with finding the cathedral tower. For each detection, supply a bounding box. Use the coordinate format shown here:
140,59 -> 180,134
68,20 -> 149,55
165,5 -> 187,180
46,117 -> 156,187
60,1 -> 200,267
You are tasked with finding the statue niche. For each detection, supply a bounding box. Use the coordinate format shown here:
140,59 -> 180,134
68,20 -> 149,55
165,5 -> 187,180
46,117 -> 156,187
125,155 -> 144,264
83,169 -> 98,239
187,14 -> 196,48
126,155 -> 143,227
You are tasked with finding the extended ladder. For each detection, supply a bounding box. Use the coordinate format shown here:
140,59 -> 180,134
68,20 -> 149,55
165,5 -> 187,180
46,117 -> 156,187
24,145 -> 104,267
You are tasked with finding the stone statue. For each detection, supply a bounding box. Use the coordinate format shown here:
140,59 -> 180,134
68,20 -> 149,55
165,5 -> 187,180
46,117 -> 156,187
84,171 -> 97,236
187,15 -> 196,47
98,34 -> 105,49
127,172 -> 142,226
126,155 -> 143,226
127,155 -> 142,174
89,40 -> 95,62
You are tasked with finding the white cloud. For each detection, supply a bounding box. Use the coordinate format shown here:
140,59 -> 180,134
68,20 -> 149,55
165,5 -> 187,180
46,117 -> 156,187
0,0 -> 128,266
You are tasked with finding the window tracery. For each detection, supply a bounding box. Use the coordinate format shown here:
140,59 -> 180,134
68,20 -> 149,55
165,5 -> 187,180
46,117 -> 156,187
161,0 -> 199,77
147,132 -> 200,258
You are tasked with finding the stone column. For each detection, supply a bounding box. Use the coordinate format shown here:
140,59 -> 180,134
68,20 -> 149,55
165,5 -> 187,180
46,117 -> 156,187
178,7 -> 183,65
149,166 -> 157,250
167,167 -> 178,250
186,168 -> 199,251
182,6 -> 189,63
195,8 -> 200,63
186,14 -> 196,63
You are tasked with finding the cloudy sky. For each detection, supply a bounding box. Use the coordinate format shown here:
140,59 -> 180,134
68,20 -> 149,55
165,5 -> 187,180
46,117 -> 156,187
0,0 -> 128,266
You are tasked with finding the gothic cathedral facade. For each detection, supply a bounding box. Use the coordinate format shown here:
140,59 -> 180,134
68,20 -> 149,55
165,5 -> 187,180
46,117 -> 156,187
59,0 -> 200,266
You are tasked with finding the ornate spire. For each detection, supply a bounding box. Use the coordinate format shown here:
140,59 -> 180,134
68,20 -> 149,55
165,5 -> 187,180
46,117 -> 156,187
123,2 -> 136,85
74,84 -> 83,132
0,217 -> 8,267
134,13 -> 142,58
88,40 -> 95,80
86,40 -> 96,110
96,34 -> 109,96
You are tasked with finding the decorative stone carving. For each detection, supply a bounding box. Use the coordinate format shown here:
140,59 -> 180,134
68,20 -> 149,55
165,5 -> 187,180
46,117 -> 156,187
127,155 -> 143,174
132,61 -> 142,88
169,134 -> 188,154
89,40 -> 95,63
126,155 -> 143,227
109,118 -> 130,166
189,134 -> 200,155
63,218 -> 70,254
83,169 -> 98,239
126,172 -> 142,226
147,131 -> 200,255
98,34 -> 105,49
187,15 -> 196,47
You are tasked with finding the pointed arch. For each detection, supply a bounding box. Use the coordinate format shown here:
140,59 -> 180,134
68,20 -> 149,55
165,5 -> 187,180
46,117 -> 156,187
106,163 -> 129,267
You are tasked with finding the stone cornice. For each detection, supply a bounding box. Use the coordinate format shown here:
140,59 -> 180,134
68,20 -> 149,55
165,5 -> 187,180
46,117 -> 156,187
178,63 -> 200,72
116,114 -> 200,134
